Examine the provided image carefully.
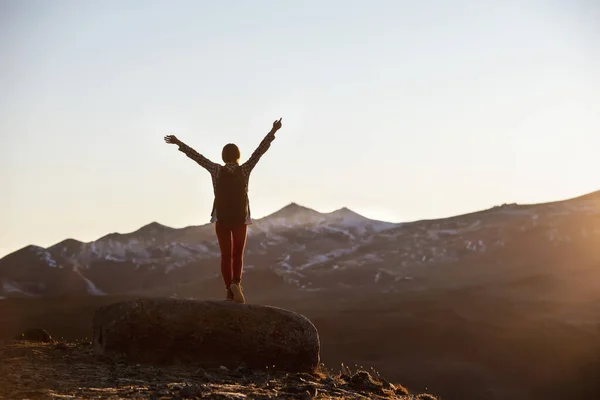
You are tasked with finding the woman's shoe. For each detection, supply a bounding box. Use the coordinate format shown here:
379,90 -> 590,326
230,282 -> 246,304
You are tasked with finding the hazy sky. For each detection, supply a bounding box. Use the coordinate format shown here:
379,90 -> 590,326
1,0 -> 599,257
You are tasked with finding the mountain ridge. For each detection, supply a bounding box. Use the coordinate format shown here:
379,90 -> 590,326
1,190 -> 599,299
2,203 -> 386,255
5,189 -> 599,255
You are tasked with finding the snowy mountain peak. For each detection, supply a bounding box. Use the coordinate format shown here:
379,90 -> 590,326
0,244 -> 59,269
135,221 -> 174,235
93,222 -> 175,244
327,207 -> 367,219
48,238 -> 84,257
262,202 -> 322,220
282,202 -> 315,212
324,207 -> 396,232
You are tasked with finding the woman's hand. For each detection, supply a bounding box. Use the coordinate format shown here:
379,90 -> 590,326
272,118 -> 282,132
164,134 -> 181,145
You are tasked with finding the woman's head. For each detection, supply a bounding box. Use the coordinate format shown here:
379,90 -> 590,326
222,143 -> 241,164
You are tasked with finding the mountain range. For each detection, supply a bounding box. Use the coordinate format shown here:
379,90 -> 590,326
1,191 -> 599,302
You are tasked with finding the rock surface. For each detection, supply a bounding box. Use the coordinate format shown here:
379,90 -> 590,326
93,298 -> 320,373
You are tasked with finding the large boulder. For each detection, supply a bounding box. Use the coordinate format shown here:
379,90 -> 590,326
92,298 -> 320,373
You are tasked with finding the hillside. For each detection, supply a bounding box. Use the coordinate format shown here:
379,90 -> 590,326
1,191 -> 599,301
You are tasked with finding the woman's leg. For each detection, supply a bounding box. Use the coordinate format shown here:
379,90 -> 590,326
215,222 -> 233,290
229,224 -> 248,303
231,224 -> 248,284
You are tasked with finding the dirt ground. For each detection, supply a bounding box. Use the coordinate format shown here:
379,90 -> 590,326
1,288 -> 599,400
0,340 -> 436,400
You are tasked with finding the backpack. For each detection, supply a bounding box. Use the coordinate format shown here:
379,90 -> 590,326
213,165 -> 249,225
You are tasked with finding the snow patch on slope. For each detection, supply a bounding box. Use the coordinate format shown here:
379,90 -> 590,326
30,246 -> 59,267
73,265 -> 106,296
298,246 -> 360,270
3,280 -> 25,294
2,280 -> 36,297
325,208 -> 397,233
466,240 -> 487,252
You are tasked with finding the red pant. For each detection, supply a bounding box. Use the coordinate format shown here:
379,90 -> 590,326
215,222 -> 248,288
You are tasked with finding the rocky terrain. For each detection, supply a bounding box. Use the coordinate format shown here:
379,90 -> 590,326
0,339 -> 436,400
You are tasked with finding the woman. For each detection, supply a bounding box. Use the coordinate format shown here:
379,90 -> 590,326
164,118 -> 283,303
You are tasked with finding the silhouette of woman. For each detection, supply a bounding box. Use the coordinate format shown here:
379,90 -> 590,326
164,118 -> 283,303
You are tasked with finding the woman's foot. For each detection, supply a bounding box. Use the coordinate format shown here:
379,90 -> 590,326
225,287 -> 234,301
229,282 -> 246,304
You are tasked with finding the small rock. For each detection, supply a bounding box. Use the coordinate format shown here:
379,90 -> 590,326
14,328 -> 53,343
234,362 -> 252,375
219,365 -> 230,372
379,378 -> 394,389
281,384 -> 318,397
280,385 -> 305,394
323,377 -> 337,388
305,386 -> 318,397
395,384 -> 410,395
348,371 -> 384,394
298,391 -> 316,400
297,372 -> 318,382
179,385 -> 202,398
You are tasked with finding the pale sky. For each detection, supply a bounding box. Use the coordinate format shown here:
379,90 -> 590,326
1,0 -> 599,258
